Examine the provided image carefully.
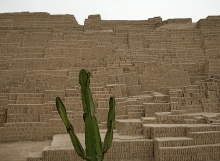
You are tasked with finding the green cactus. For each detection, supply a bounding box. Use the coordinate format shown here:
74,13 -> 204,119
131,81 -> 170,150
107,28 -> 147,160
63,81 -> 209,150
56,69 -> 115,161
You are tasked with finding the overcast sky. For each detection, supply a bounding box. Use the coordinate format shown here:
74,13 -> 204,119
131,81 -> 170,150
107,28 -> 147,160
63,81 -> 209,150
0,0 -> 219,25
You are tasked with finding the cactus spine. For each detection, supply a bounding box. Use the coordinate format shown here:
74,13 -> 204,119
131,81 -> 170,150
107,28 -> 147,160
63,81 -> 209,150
56,69 -> 115,161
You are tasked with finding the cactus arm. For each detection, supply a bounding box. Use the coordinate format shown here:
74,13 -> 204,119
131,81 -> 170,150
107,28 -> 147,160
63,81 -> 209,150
92,117 -> 104,161
56,97 -> 86,160
69,129 -> 86,159
56,97 -> 72,129
102,122 -> 114,153
80,69 -> 103,161
80,69 -> 97,160
85,72 -> 103,160
102,97 -> 115,153
79,69 -> 95,118
79,70 -> 95,118
79,69 -> 89,115
106,97 -> 116,129
84,114 -> 97,161
85,72 -> 95,117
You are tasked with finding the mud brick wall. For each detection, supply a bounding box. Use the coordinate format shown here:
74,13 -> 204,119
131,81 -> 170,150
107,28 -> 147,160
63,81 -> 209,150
0,13 -> 220,161
138,61 -> 190,91
145,125 -> 186,138
156,113 -> 185,124
144,103 -> 171,117
155,145 -> 220,161
31,139 -> 154,161
84,14 -> 162,30
115,119 -> 143,135
125,72 -> 141,96
10,58 -> 76,70
15,47 -> 45,58
163,18 -> 192,25
106,139 -> 154,160
1,122 -> 51,142
197,16 -> 220,29
0,70 -> 27,93
204,59 -> 220,74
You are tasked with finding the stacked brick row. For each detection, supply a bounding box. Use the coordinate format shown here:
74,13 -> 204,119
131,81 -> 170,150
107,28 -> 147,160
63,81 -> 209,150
27,138 -> 154,161
154,125 -> 220,161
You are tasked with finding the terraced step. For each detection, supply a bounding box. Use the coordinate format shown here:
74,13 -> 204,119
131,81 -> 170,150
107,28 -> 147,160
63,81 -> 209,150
1,122 -> 51,142
48,117 -> 84,133
141,117 -> 157,124
93,93 -> 111,99
50,112 -> 84,120
185,124 -> 220,133
116,115 -> 128,119
183,118 -> 198,124
143,123 -> 220,139
128,112 -> 144,119
7,114 -> 39,122
16,93 -> 44,104
64,97 -> 81,103
181,105 -> 203,113
143,124 -> 186,139
27,152 -> 42,160
115,119 -> 143,135
152,92 -> 169,103
90,82 -> 104,88
92,90 -> 110,95
187,131 -> 220,139
127,105 -> 144,119
155,143 -> 220,161
52,110 -> 83,116
68,69 -> 81,77
209,119 -> 220,124
144,103 -> 171,117
90,86 -> 105,92
127,105 -> 143,111
154,137 -> 194,148
52,102 -> 82,111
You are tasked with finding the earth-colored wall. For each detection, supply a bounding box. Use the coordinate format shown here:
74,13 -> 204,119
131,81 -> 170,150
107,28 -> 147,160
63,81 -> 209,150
0,12 -> 220,161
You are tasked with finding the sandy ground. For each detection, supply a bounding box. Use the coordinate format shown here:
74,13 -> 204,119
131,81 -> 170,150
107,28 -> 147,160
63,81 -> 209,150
0,140 -> 51,161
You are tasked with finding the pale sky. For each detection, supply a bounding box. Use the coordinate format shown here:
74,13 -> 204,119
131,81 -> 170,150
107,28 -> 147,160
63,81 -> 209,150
0,0 -> 219,25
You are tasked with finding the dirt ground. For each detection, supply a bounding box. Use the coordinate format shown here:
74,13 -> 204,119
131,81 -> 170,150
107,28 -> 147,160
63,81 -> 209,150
0,140 -> 51,161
